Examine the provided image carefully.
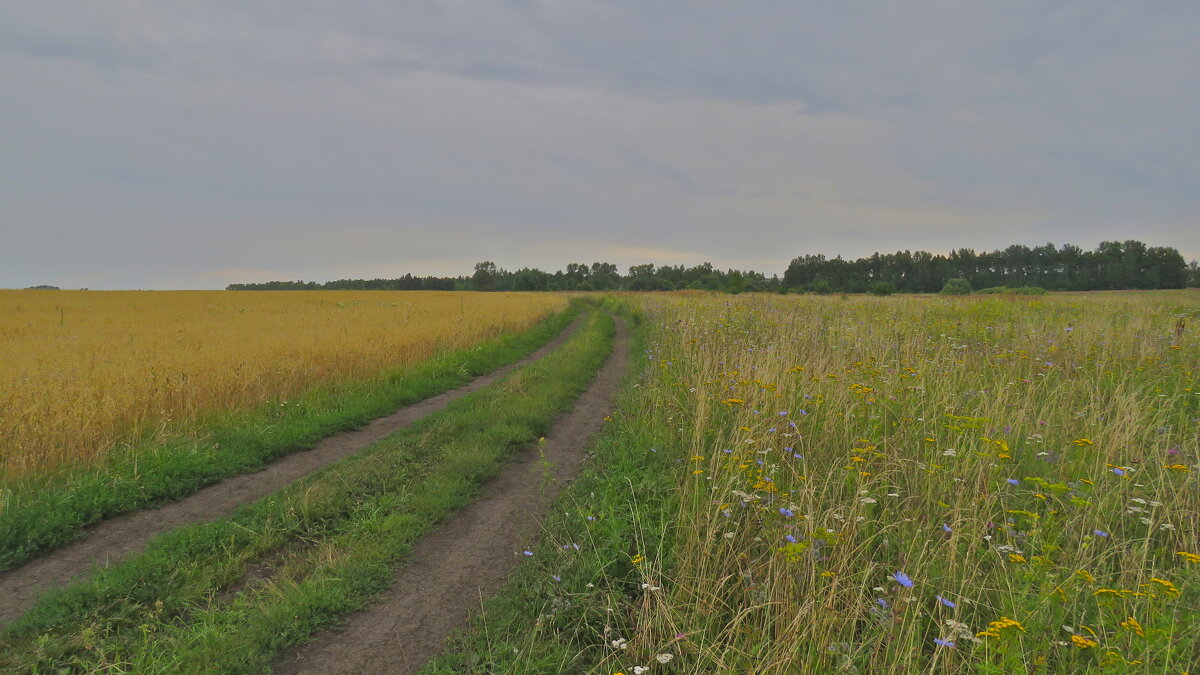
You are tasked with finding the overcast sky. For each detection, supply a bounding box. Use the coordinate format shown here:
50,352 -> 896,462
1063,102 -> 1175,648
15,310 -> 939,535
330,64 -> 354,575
2,1 -> 1197,289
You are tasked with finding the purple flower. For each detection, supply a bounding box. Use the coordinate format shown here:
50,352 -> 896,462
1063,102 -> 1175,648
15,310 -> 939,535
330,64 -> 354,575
1094,529 -> 1109,537
1112,467 -> 1126,476
891,571 -> 914,588
1006,478 -> 1020,486
552,574 -> 562,582
778,411 -> 789,416
942,524 -> 952,533
785,534 -> 797,543
936,595 -> 956,608
779,507 -> 795,517
934,638 -> 956,648
876,598 -> 889,608
522,550 -> 533,556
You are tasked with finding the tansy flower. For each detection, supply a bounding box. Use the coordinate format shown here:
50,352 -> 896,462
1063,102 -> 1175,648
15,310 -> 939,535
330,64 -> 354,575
1071,635 -> 1098,648
1177,551 -> 1200,564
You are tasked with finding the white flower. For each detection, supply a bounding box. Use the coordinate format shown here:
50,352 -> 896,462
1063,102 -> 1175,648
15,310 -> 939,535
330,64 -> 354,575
941,449 -> 957,456
633,667 -> 649,674
860,497 -> 877,504
611,638 -> 628,649
656,653 -> 674,664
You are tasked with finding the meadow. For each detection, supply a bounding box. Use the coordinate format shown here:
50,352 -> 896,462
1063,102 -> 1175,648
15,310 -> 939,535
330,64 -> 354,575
434,290 -> 1200,673
0,290 -> 565,480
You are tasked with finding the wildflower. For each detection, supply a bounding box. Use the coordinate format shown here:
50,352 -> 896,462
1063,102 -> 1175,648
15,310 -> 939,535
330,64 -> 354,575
1094,529 -> 1109,537
933,638 -> 955,648
1071,634 -> 1098,648
1072,438 -> 1094,447
522,550 -> 534,556
1112,467 -> 1125,476
1177,551 -> 1200,564
779,507 -> 795,517
1009,554 -> 1027,563
942,524 -> 952,533
1164,463 -> 1190,472
656,653 -> 674,664
633,667 -> 649,675
630,554 -> 646,565
876,598 -> 890,608
1006,478 -> 1020,486
891,571 -> 914,588
785,535 -> 797,543
1146,577 -> 1180,596
611,638 -> 628,649
552,574 -> 562,582
937,595 -> 956,608
1120,616 -> 1145,637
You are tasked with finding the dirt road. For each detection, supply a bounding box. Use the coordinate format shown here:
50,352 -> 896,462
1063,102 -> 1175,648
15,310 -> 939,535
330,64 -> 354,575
274,317 -> 630,674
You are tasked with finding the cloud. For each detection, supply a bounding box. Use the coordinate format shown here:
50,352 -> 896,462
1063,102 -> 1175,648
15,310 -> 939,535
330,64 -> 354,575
2,1 -> 1198,288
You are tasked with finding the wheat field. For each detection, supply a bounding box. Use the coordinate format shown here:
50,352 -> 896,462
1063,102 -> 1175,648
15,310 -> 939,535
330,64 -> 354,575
0,290 -> 565,479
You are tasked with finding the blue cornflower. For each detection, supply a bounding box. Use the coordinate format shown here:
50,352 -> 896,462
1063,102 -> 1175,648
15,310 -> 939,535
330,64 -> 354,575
933,638 -> 955,648
876,598 -> 889,608
891,571 -> 914,588
1094,529 -> 1109,537
785,534 -> 797,543
1112,467 -> 1126,476
522,550 -> 533,556
552,574 -> 561,582
942,524 -> 952,533
779,411 -> 789,416
936,595 -> 956,608
1006,478 -> 1020,486
779,507 -> 794,517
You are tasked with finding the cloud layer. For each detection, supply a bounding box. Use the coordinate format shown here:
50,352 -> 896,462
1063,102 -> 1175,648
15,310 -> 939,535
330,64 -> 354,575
2,2 -> 1197,288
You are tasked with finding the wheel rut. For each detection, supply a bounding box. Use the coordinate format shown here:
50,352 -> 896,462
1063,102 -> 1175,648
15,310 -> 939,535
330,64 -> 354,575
0,316 -> 585,626
273,316 -> 630,675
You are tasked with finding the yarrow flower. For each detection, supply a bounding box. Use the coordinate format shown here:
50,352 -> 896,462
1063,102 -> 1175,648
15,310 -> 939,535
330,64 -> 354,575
891,571 -> 914,588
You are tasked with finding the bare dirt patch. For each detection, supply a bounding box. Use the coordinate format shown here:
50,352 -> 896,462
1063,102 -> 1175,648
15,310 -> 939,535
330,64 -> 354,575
0,317 -> 583,626
273,317 -> 630,675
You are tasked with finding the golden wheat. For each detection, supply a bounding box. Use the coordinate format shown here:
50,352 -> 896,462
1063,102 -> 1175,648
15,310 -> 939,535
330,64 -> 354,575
0,290 -> 566,479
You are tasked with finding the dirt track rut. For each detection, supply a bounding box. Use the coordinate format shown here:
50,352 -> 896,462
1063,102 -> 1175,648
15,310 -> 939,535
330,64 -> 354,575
274,317 -> 630,675
0,317 -> 583,626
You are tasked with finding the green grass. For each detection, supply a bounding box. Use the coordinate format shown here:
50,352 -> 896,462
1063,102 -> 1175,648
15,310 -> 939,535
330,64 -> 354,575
425,298 -> 687,675
0,303 -> 578,571
0,308 -> 614,673
429,291 -> 1200,674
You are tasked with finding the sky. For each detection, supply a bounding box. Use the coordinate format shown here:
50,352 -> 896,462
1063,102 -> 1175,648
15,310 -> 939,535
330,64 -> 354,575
2,1 -> 1197,290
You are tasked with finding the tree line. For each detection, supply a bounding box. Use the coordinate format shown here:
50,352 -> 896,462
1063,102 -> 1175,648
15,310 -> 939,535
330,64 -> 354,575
227,240 -> 1199,293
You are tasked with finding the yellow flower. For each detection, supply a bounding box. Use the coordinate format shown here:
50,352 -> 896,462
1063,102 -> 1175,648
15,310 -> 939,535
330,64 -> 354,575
1072,438 -> 1094,447
1146,578 -> 1180,597
1009,554 -> 1027,563
630,554 -> 645,565
1120,616 -> 1145,637
1076,569 -> 1095,584
1164,464 -> 1191,472
1177,551 -> 1200,564
1071,634 -> 1098,648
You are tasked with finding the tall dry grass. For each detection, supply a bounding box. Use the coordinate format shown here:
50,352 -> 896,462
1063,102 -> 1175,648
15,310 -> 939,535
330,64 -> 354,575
0,290 -> 564,479
626,291 -> 1198,671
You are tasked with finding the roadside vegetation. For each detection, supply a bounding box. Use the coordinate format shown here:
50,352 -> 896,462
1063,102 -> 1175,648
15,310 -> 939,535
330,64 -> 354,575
433,290 -> 1199,673
0,294 -> 572,570
0,309 -> 615,673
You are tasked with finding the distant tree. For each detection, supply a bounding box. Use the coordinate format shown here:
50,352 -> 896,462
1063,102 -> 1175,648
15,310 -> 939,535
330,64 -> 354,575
868,281 -> 894,296
472,261 -> 499,291
940,278 -> 972,295
727,270 -> 745,294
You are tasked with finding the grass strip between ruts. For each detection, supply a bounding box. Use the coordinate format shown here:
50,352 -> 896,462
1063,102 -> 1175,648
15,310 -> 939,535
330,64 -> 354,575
0,309 -> 614,673
424,299 -> 684,674
0,303 -> 580,571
